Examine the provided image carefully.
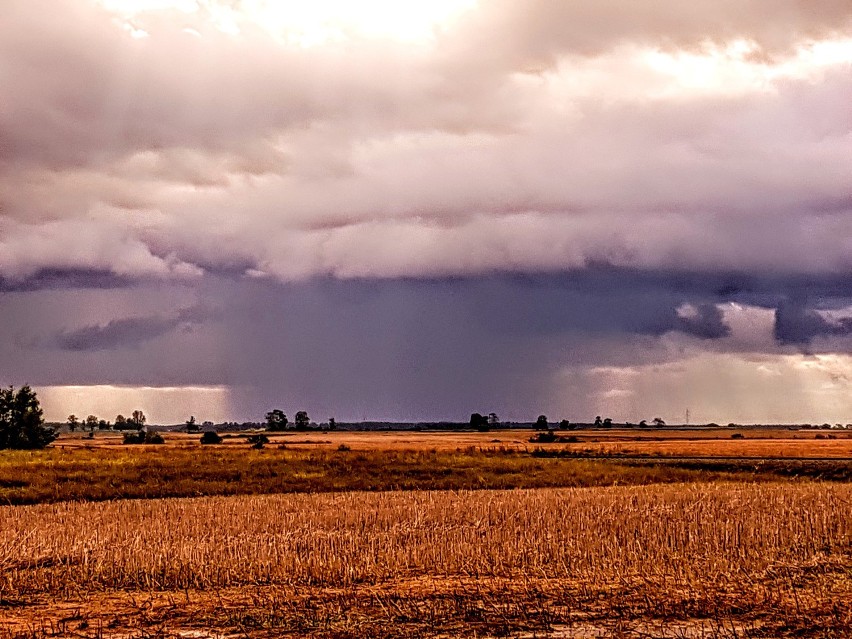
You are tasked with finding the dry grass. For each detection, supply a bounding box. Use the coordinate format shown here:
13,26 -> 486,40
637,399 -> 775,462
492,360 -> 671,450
2,483 -> 851,637
1,445 -> 795,506
54,428 -> 852,459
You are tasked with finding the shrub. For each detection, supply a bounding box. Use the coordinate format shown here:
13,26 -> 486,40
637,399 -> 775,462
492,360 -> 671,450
529,431 -> 557,443
247,434 -> 269,449
123,431 -> 145,445
200,431 -> 222,445
145,432 -> 164,444
123,430 -> 165,445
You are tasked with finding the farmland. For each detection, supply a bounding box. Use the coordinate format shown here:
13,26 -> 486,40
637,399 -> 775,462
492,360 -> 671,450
1,429 -> 851,637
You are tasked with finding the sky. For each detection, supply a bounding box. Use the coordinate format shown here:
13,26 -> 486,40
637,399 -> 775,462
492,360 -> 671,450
1,0 -> 852,425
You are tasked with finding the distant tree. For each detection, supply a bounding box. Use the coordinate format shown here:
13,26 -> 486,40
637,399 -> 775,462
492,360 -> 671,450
98,419 -> 110,430
488,412 -> 499,427
652,417 -> 666,427
594,416 -> 602,427
0,386 -> 57,450
265,409 -> 288,431
328,417 -> 336,430
294,410 -> 310,431
470,412 -> 489,432
85,415 -> 99,432
535,415 -> 549,430
185,415 -> 199,432
639,419 -> 648,427
115,414 -> 127,429
558,419 -> 573,430
602,417 -> 613,428
129,410 -> 146,430
67,414 -> 79,432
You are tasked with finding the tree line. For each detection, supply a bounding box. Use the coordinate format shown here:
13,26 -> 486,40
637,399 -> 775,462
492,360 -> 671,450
66,410 -> 147,432
1,384 -> 682,452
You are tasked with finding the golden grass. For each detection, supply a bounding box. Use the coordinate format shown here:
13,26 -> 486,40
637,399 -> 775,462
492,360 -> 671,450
5,482 -> 850,591
1,445 -> 787,505
54,427 -> 852,457
1,483 -> 851,636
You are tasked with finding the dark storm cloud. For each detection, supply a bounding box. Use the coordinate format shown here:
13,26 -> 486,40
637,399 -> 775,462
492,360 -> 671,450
675,304 -> 731,340
48,305 -> 212,351
1,272 -> 851,421
774,297 -> 852,345
0,269 -> 133,293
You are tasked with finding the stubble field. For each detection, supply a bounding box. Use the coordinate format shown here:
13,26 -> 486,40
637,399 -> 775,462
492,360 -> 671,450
1,429 -> 851,638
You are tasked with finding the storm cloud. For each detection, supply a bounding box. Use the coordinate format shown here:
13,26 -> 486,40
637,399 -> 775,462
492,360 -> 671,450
1,1 -> 851,422
774,297 -> 852,345
48,305 -> 212,351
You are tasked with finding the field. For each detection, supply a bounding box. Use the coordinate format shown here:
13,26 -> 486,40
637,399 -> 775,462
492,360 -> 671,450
1,429 -> 851,637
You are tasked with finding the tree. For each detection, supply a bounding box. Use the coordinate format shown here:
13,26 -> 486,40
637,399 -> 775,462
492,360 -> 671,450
488,412 -> 499,426
67,414 -> 79,432
265,409 -> 288,431
98,419 -> 110,430
602,417 -> 613,428
535,415 -> 549,430
0,385 -> 57,450
558,419 -> 573,430
594,416 -> 602,427
328,417 -> 336,430
115,414 -> 127,429
294,410 -> 310,431
185,416 -> 199,432
85,415 -> 99,432
639,419 -> 648,427
652,417 -> 666,427
470,412 -> 489,432
129,410 -> 146,430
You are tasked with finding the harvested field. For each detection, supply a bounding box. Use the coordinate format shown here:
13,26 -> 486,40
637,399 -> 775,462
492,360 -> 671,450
2,483 -> 851,637
4,444 -> 850,505
53,428 -> 852,458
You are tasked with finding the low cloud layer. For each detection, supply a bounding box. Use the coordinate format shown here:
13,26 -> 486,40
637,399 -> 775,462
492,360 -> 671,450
48,304 -> 212,351
775,298 -> 852,345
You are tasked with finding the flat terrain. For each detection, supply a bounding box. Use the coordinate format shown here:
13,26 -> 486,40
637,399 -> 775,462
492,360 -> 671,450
3,484 -> 852,638
4,429 -> 852,505
53,427 -> 852,456
1,428 -> 851,637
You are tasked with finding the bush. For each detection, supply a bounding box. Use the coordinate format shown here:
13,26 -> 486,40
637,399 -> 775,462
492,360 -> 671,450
123,431 -> 145,444
247,434 -> 269,449
123,430 -> 165,445
0,385 -> 57,450
530,431 -> 557,443
201,431 -> 222,445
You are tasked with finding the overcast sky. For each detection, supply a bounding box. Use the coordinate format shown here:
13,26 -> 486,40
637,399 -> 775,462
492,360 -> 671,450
2,0 -> 851,424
